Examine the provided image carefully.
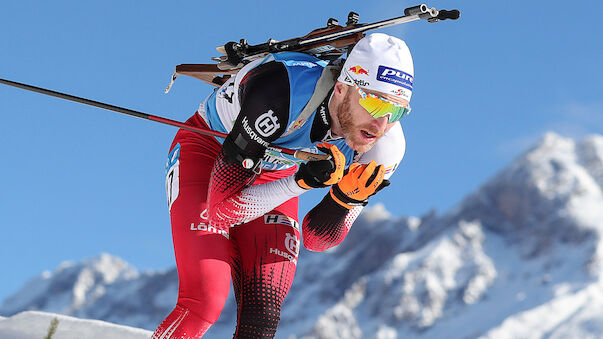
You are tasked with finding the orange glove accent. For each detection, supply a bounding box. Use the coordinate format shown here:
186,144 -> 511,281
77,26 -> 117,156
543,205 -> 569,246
329,161 -> 389,209
317,142 -> 345,186
295,142 -> 346,189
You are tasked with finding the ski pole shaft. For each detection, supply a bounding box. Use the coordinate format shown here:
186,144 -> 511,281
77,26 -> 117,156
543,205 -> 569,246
0,78 -> 328,162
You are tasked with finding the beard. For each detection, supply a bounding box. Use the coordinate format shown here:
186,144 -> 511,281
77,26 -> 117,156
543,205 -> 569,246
336,91 -> 384,153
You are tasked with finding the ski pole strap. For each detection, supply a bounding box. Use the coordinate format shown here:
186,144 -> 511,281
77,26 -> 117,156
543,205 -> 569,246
164,72 -> 179,94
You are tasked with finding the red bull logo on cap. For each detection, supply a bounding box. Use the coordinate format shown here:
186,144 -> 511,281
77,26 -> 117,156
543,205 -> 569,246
349,65 -> 369,76
392,88 -> 405,96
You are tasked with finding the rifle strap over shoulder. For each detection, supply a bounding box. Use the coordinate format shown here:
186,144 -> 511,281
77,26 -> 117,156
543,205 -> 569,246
283,61 -> 343,137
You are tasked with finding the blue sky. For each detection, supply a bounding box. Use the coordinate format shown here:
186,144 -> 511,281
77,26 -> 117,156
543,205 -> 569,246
0,0 -> 601,302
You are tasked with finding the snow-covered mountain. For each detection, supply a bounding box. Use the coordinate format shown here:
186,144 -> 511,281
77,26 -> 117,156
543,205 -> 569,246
287,132 -> 603,339
0,253 -> 179,331
2,132 -> 603,338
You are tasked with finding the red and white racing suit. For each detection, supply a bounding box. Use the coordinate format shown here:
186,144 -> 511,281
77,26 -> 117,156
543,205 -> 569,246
153,54 -> 405,338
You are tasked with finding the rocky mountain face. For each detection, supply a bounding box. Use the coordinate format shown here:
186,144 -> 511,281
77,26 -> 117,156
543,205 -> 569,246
0,254 -> 178,330
2,132 -> 603,339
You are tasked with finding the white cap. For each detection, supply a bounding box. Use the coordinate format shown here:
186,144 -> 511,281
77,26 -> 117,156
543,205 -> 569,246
337,33 -> 414,101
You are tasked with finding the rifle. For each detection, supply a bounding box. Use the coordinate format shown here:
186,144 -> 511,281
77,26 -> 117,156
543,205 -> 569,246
165,4 -> 459,92
0,4 -> 460,163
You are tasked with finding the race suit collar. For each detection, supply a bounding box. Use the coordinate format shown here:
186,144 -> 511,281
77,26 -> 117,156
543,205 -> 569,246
310,87 -> 338,142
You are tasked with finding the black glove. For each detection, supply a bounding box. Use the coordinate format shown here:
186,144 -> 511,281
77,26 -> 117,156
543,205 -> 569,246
295,142 -> 346,189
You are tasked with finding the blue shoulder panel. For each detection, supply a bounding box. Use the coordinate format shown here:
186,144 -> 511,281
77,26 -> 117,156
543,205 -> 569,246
270,52 -> 328,127
204,90 -> 227,135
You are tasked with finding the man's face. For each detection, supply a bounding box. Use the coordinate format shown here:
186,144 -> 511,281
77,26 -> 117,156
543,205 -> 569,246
335,84 -> 408,153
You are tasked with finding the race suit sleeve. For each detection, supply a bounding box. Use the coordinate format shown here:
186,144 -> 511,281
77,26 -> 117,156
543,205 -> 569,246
302,122 -> 406,251
207,61 -> 307,229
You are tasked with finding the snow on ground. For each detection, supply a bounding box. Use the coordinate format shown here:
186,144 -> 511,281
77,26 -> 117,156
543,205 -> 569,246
0,311 -> 152,339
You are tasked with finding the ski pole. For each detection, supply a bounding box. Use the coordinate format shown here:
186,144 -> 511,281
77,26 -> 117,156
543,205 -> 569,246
0,78 -> 329,162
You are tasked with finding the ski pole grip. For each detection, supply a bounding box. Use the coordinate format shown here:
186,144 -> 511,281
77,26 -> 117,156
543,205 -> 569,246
293,150 -> 331,162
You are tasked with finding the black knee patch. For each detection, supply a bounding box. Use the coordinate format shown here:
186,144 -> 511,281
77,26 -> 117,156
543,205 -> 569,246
233,271 -> 292,338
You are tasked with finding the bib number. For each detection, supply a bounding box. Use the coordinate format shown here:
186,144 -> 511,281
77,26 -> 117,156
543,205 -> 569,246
166,144 -> 181,211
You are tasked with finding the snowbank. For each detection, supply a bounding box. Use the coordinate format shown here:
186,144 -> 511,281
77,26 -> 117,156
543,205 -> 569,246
0,311 -> 152,339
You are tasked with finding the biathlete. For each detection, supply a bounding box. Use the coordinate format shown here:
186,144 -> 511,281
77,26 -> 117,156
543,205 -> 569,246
153,33 -> 414,338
